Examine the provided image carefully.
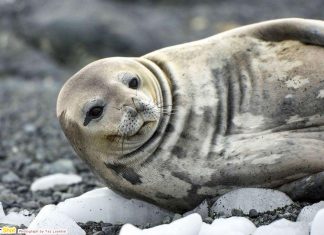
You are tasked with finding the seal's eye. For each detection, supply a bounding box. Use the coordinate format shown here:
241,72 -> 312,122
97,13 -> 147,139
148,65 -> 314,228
88,106 -> 103,118
83,103 -> 105,126
128,77 -> 139,89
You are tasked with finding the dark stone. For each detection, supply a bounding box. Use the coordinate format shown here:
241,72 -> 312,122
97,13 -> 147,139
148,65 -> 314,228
102,225 -> 122,235
249,209 -> 258,218
22,201 -> 39,209
203,217 -> 214,224
231,208 -> 244,216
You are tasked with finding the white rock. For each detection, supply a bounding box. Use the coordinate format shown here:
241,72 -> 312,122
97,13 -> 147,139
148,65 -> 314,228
310,208 -> 324,235
31,173 -> 82,191
199,223 -> 243,235
0,209 -> 35,226
119,213 -> 202,235
199,217 -> 256,235
253,219 -> 309,235
199,223 -> 215,235
28,205 -> 85,235
183,199 -> 209,218
297,201 -> 324,223
211,188 -> 293,216
119,224 -> 143,235
56,187 -> 173,225
0,202 -> 5,219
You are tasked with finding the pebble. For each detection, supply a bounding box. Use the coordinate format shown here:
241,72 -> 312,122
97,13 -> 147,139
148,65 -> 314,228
21,201 -> 39,210
162,216 -> 172,224
101,225 -> 122,234
2,171 -> 20,183
172,213 -> 182,221
100,222 -> 112,227
0,154 -> 7,160
203,217 -> 213,224
38,197 -> 53,206
249,209 -> 258,218
0,192 -> 18,207
22,163 -> 42,178
17,186 -> 28,193
231,208 -> 244,216
30,173 -> 82,191
42,159 -> 76,175
53,184 -> 69,192
60,193 -> 74,201
23,124 -> 36,133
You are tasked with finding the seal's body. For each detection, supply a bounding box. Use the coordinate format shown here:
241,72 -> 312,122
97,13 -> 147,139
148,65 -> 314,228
57,19 -> 324,212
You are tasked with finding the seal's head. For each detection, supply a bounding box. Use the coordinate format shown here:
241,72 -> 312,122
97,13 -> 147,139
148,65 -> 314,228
57,58 -> 165,164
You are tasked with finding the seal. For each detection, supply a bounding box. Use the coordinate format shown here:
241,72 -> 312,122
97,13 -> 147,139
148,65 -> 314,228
57,18 -> 324,212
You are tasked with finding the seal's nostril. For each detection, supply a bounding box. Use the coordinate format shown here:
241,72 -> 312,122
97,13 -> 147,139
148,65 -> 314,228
132,98 -> 145,112
125,106 -> 138,117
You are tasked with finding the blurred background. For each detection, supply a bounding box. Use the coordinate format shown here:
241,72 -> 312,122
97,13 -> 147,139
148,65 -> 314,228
0,0 -> 324,221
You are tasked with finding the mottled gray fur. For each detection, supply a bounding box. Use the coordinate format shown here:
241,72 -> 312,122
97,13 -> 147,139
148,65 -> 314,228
57,19 -> 324,212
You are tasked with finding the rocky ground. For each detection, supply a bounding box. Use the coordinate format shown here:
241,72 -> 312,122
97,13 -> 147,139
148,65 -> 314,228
1,0 -> 324,234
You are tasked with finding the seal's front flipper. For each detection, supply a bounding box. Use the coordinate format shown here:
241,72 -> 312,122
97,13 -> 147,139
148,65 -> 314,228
278,171 -> 324,201
227,18 -> 324,47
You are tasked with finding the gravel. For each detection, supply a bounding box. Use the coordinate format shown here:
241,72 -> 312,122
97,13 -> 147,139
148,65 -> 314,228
212,202 -> 311,227
78,222 -> 122,235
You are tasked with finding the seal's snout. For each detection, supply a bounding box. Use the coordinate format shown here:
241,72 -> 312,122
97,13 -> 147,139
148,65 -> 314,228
118,105 -> 143,137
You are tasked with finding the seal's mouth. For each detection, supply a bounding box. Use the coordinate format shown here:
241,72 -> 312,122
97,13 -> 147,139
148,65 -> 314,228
127,120 -> 156,137
105,120 -> 155,141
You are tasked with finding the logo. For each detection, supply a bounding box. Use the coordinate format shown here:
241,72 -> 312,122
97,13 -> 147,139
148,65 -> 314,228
0,226 -> 17,234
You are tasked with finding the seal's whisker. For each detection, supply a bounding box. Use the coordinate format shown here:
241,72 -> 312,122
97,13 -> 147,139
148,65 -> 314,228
156,113 -> 175,117
156,104 -> 173,108
158,109 -> 176,113
155,105 -> 177,110
159,108 -> 178,112
157,111 -> 177,114
113,129 -> 123,146
158,107 -> 178,111
155,101 -> 163,106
